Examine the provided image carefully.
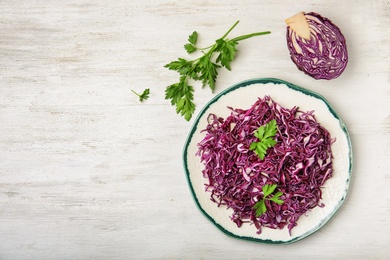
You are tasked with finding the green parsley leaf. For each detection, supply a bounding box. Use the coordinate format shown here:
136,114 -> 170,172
249,142 -> 258,151
263,119 -> 278,139
262,183 -> 277,197
249,119 -> 278,160
184,32 -> 198,54
197,55 -> 220,92
165,76 -> 195,121
176,92 -> 195,121
132,88 -> 150,102
269,191 -> 284,205
165,21 -> 270,121
253,184 -> 284,217
184,43 -> 197,54
215,38 -> 238,71
188,31 -> 198,45
164,58 -> 193,75
165,76 -> 186,105
253,199 -> 267,217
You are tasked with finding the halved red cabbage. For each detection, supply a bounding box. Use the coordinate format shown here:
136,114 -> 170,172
196,96 -> 335,235
286,12 -> 348,80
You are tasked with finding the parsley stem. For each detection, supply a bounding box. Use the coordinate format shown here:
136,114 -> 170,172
196,21 -> 240,52
231,31 -> 271,42
131,89 -> 141,97
221,20 -> 240,39
197,45 -> 213,51
194,22 -> 269,56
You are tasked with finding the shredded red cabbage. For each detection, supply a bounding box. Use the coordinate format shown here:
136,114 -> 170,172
286,12 -> 348,80
196,96 -> 335,235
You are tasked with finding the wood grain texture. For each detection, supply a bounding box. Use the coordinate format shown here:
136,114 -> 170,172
0,0 -> 389,259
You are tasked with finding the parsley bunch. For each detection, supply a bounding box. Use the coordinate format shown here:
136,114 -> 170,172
253,184 -> 284,217
165,21 -> 271,121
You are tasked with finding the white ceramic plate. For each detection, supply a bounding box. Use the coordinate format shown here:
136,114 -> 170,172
183,78 -> 352,244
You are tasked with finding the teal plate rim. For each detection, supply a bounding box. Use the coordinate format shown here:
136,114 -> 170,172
183,77 -> 353,244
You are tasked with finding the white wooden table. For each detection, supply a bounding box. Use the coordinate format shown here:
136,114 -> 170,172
1,1 -> 389,259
